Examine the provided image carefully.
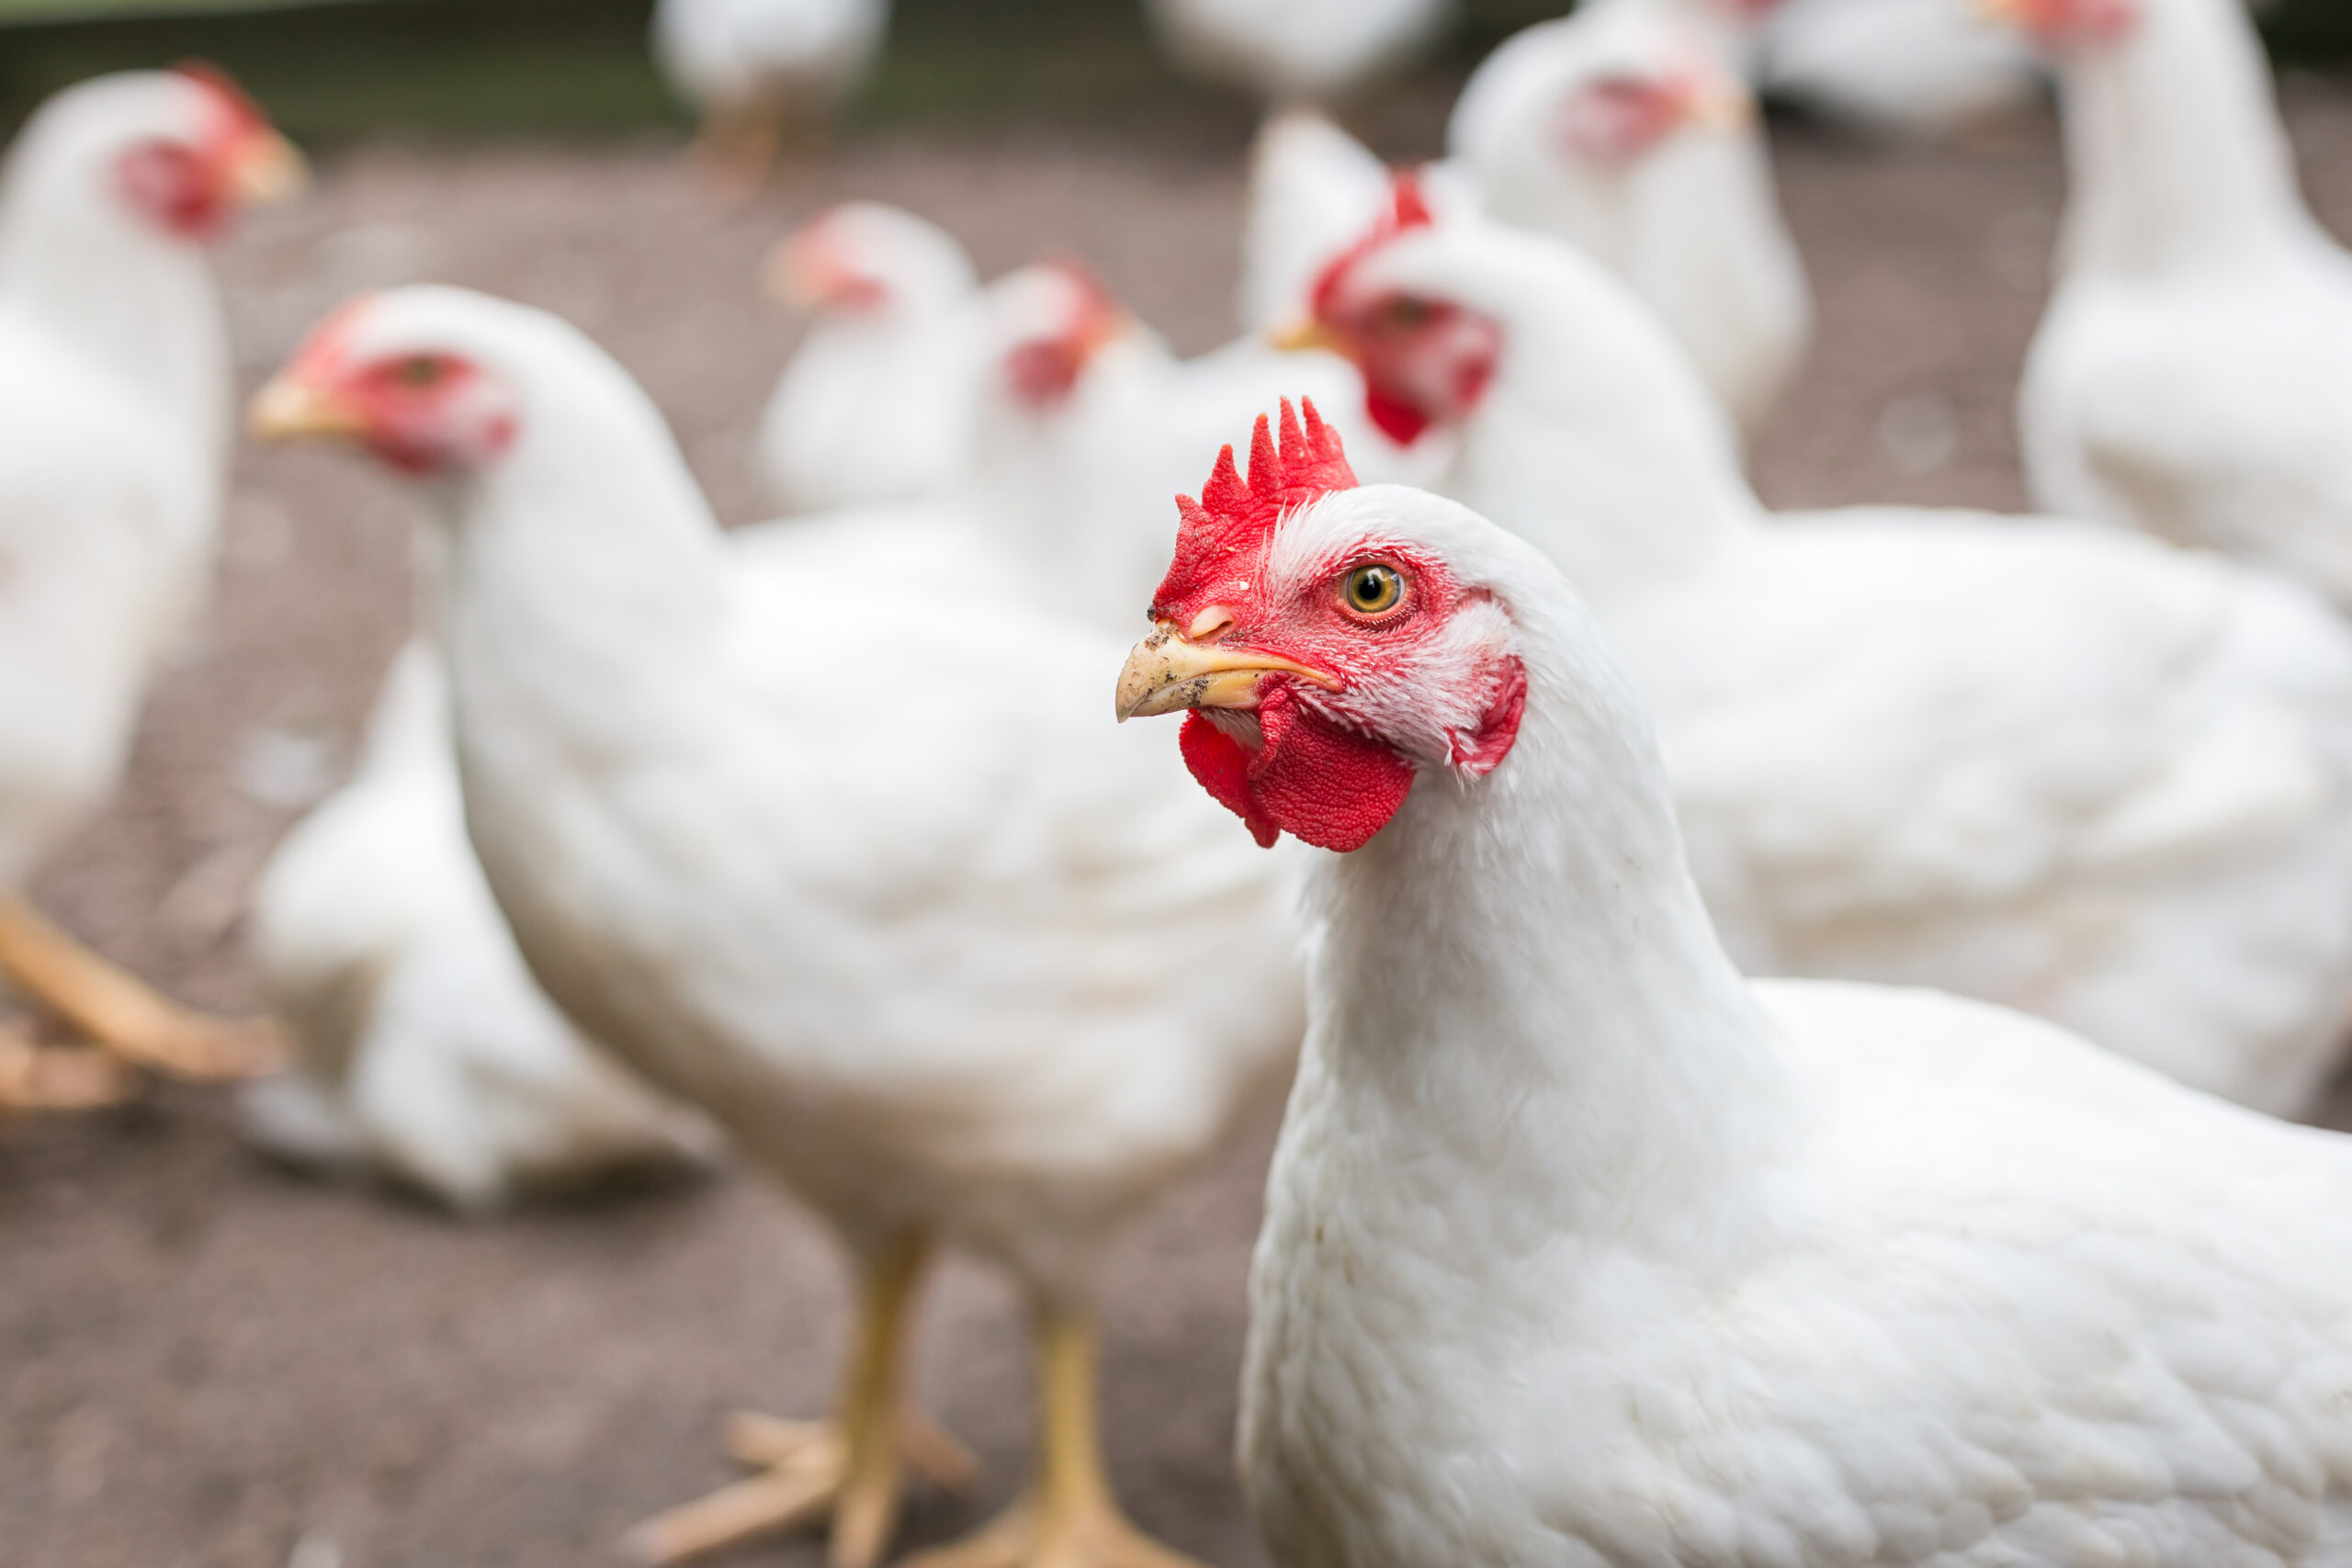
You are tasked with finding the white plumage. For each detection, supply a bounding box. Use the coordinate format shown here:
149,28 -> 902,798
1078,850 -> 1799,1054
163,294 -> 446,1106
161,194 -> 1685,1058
0,69 -> 299,1096
1753,0 -> 2046,139
1299,206 -> 2352,1113
243,639 -> 720,1211
2014,0 -> 2352,615
1110,480 -> 2352,1567
1144,0 -> 1459,107
252,286 -> 1303,1568
1450,0 -> 1812,433
651,0 -> 886,130
754,202 -> 981,516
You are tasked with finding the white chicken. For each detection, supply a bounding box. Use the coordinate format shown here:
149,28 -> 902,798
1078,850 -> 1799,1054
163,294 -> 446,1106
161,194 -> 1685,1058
1113,424 -> 2352,1568
650,0 -> 887,187
0,68 -> 302,1109
2000,0 -> 2352,615
1291,185 -> 2352,1115
1752,0 -> 2048,139
961,255 -> 1433,632
1237,111 -> 1397,338
243,637 -> 721,1211
1144,0 -> 1459,107
754,201 -> 982,516
250,286 -> 1304,1568
1448,0 -> 1812,434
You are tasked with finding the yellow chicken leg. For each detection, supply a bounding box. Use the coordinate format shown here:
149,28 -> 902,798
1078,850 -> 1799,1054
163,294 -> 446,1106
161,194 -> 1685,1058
0,894 -> 283,1082
901,1309 -> 1207,1568
0,1019 -> 138,1111
628,1231 -> 975,1567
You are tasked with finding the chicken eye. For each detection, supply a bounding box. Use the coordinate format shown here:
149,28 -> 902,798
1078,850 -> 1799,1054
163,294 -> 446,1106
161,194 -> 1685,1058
1377,296 -> 1435,331
1340,563 -> 1405,617
392,355 -> 445,389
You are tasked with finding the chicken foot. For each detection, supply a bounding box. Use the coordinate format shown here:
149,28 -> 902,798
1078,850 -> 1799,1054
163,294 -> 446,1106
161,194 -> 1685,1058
0,893 -> 283,1082
628,1230 -> 974,1567
902,1309 -> 1207,1568
0,1018 -> 137,1111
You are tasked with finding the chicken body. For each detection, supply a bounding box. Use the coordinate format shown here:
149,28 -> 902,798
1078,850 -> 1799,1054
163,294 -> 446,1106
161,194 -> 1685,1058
244,640 -> 719,1210
1449,1 -> 1811,433
1144,0 -> 1458,107
254,287 -> 1304,1567
1113,474 -> 2352,1568
2016,0 -> 2352,615
1300,209 -> 2352,1114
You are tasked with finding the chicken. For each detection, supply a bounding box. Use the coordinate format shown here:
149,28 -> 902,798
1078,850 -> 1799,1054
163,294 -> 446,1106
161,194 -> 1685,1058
1114,408 -> 2352,1568
1997,0 -> 2352,615
0,68 -> 302,1110
650,0 -> 887,191
960,256 -> 1434,631
1143,0 -> 1459,107
243,637 -> 721,1211
1237,112 -> 1397,337
1286,183 -> 2352,1115
754,202 -> 982,516
1752,0 -> 2047,139
248,286 -> 1304,1568
1448,0 -> 1812,434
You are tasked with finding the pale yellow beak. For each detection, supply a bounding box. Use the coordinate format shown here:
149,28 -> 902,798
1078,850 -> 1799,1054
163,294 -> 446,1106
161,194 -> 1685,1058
1683,72 -> 1757,133
230,130 -> 310,206
1973,0 -> 2032,27
1270,317 -> 1346,356
1114,620 -> 1338,722
247,374 -> 363,441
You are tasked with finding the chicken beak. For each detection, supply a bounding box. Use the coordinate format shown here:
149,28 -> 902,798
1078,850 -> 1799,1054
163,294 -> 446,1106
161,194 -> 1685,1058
1270,317 -> 1346,357
247,374 -> 364,441
230,130 -> 310,206
1973,0 -> 2030,26
1682,71 -> 1757,132
1115,622 -> 1338,722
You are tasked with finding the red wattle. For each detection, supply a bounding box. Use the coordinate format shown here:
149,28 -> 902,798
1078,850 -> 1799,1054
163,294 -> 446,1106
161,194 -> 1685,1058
1181,713 -> 1280,848
1249,683 -> 1418,852
1364,386 -> 1431,446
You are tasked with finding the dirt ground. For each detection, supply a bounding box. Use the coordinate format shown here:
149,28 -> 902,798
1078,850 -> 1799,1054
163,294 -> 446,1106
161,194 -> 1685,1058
11,75 -> 2352,1568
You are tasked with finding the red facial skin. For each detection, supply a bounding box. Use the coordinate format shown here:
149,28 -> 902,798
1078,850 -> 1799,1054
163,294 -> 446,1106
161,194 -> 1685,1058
1002,259 -> 1126,408
282,304 -> 518,477
781,215 -> 893,313
2009,0 -> 2139,48
1149,402 -> 1525,852
112,64 -> 282,243
1309,176 -> 1502,446
1558,76 -> 1692,164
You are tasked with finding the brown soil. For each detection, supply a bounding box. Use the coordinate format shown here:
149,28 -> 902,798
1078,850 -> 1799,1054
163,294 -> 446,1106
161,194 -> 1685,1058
8,77 -> 2352,1568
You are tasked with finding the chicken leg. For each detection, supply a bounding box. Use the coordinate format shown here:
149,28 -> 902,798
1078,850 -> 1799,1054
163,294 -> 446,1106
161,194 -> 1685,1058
0,894 -> 282,1082
902,1307 -> 1207,1568
628,1230 -> 977,1567
0,1018 -> 137,1111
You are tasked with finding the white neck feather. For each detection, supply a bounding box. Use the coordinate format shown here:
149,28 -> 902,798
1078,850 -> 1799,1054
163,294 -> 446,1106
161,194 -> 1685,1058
1301,581 -> 1788,1255
1435,229 -> 1761,604
2054,0 -> 2319,277
436,355 -> 731,748
0,134 -> 227,459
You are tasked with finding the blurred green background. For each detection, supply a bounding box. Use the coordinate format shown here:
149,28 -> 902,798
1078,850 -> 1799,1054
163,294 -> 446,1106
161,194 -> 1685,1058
1,0 -> 2347,142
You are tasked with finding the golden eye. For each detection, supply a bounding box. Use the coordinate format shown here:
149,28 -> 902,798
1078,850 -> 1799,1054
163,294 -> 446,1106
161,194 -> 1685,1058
393,355 -> 444,389
1379,296 -> 1435,330
1341,562 -> 1405,617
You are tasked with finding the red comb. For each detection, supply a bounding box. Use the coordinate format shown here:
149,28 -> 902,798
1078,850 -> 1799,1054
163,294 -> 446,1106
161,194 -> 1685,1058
173,61 -> 272,138
1309,167 -> 1437,322
1154,397 -> 1356,614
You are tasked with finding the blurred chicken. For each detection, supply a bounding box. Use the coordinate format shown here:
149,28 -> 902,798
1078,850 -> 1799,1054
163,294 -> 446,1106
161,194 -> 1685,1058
754,202 -> 981,516
243,639 -> 721,1211
2001,0 -> 2352,615
1145,0 -> 1459,107
1751,0 -> 2047,139
0,69 -> 301,1110
252,287 -> 1304,1568
1450,2 -> 1811,432
652,0 -> 887,192
1292,185 -> 2352,1115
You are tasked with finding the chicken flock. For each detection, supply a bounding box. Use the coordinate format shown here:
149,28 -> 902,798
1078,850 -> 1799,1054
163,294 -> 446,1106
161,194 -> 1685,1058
16,0 -> 2352,1562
